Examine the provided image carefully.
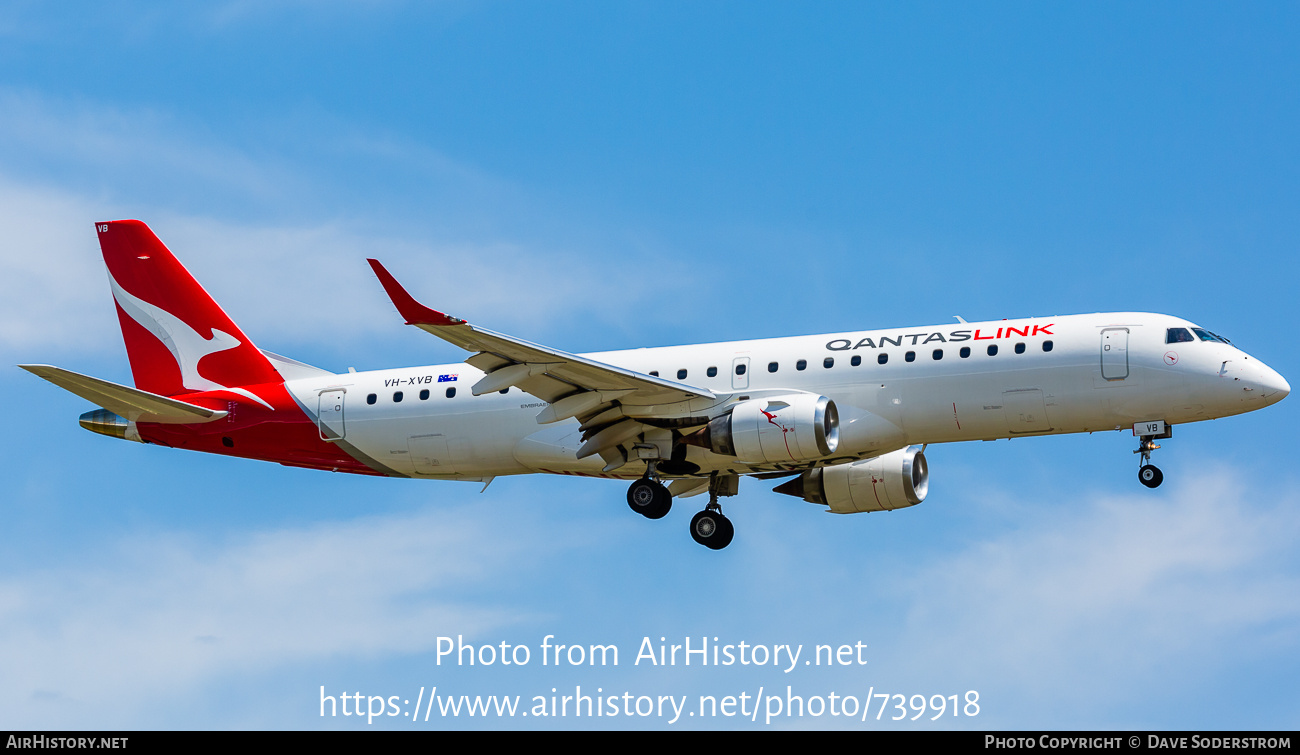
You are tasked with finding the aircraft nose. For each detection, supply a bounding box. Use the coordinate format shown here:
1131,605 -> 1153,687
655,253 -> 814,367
1267,368 -> 1289,401
1254,362 -> 1290,404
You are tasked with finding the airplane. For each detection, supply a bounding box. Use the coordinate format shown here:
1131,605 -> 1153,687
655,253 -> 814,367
21,220 -> 1291,550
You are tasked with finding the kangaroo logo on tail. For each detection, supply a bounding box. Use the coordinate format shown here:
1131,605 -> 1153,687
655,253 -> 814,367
97,220 -> 282,406
108,272 -> 243,393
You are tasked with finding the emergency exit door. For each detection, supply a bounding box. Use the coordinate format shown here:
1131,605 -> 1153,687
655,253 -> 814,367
318,389 -> 346,441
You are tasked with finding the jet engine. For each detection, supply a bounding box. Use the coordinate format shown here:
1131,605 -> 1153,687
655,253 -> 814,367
689,394 -> 839,464
773,446 -> 928,513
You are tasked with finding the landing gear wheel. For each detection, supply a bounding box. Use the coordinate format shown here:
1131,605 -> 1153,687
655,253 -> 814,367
1138,464 -> 1163,489
690,510 -> 734,550
716,515 -> 734,549
1133,428 -> 1171,489
627,478 -> 671,519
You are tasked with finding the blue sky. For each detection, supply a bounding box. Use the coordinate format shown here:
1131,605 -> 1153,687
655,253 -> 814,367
2,2 -> 1298,729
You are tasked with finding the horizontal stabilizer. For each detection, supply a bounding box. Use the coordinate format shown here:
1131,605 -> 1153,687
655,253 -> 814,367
19,364 -> 228,424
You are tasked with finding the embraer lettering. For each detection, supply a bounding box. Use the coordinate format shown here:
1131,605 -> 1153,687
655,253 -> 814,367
21,221 -> 1289,552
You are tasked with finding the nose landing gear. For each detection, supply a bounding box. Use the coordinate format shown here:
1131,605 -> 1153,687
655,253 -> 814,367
1134,423 -> 1173,489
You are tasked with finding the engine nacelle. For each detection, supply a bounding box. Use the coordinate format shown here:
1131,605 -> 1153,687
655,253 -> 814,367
774,446 -> 928,513
699,394 -> 839,464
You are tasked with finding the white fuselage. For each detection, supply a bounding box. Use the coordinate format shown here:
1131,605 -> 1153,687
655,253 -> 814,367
284,312 -> 1289,481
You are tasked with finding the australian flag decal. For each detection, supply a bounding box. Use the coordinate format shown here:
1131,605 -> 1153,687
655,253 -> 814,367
438,374 -> 458,383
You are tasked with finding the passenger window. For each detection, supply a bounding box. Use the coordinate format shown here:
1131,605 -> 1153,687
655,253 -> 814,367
445,387 -> 457,398
850,355 -> 861,366
707,366 -> 718,378
677,369 -> 687,380
960,346 -> 971,358
393,391 -> 403,402
878,353 -> 888,365
649,371 -> 659,377
768,362 -> 778,373
932,349 -> 943,360
419,389 -> 430,400
1043,340 -> 1054,352
987,344 -> 998,356
735,363 -> 747,376
499,388 -> 509,394
366,393 -> 377,405
796,359 -> 807,371
1014,342 -> 1025,354
905,351 -> 916,362
823,357 -> 834,369
1166,328 -> 1195,344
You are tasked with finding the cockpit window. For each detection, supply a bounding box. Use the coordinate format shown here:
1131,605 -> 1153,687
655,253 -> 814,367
1192,327 -> 1232,344
1166,327 -> 1195,344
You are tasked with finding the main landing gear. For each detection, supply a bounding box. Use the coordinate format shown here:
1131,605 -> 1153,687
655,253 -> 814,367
689,472 -> 738,550
626,476 -> 671,519
1134,423 -> 1173,489
624,468 -> 738,550
690,506 -> 734,550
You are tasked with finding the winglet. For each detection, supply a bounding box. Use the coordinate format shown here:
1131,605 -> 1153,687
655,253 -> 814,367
366,259 -> 467,327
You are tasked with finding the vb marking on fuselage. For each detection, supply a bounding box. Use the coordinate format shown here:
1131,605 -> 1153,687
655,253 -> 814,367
20,220 -> 1291,550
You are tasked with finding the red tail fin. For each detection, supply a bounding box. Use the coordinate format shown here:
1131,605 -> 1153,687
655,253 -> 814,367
96,220 -> 281,397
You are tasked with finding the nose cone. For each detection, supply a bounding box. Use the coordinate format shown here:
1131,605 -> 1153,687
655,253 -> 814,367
1251,362 -> 1290,405
1264,366 -> 1290,402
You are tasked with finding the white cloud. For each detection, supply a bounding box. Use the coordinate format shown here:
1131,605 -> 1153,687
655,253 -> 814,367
149,212 -> 643,350
1,453 -> 1294,729
0,179 -> 122,355
0,194 -> 655,361
0,504 -> 570,728
891,464 -> 1300,725
0,89 -> 309,209
0,90 -> 680,362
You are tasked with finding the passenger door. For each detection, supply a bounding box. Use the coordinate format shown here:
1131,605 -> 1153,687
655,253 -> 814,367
1100,328 -> 1129,381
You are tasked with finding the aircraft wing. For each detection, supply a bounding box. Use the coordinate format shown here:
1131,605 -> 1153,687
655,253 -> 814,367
367,259 -> 715,407
19,364 -> 229,424
368,260 -> 717,469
